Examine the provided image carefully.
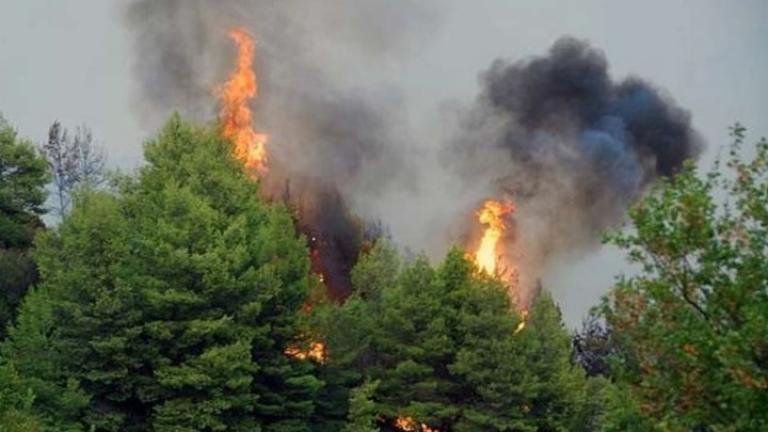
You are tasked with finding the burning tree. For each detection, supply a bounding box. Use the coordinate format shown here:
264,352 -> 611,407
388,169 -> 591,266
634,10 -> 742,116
217,27 -> 269,176
316,241 -> 590,431
473,199 -> 515,277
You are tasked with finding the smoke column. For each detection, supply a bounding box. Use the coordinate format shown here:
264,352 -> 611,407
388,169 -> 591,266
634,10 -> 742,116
123,0 -> 443,296
123,1 -> 702,307
451,37 -> 702,304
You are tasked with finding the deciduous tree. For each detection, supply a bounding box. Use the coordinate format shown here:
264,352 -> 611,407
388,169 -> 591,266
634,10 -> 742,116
40,122 -> 105,219
601,125 -> 768,431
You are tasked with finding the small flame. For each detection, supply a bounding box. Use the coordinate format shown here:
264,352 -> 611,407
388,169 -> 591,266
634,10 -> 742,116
218,27 -> 268,175
474,199 -> 515,275
514,309 -> 528,334
285,341 -> 326,363
395,417 -> 439,432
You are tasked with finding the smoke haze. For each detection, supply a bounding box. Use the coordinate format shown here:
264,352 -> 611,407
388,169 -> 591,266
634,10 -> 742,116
124,0 -> 440,191
124,0 -> 446,295
123,2 -> 702,305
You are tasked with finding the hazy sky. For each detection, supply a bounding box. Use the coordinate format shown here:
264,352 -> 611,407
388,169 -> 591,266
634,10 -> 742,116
1,0 -> 766,325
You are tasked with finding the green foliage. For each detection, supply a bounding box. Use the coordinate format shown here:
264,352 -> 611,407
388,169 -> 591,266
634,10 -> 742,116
0,362 -> 44,432
321,241 -> 588,431
2,116 -> 319,431
601,125 -> 768,431
0,117 -> 49,245
0,116 -> 49,340
343,380 -> 380,432
350,240 -> 400,301
1,286 -> 89,430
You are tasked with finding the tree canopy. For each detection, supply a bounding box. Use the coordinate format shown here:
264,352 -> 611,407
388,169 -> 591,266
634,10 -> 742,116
1,114 -> 765,431
318,241 -> 589,431
2,116 -> 319,431
0,116 -> 49,340
600,125 -> 768,431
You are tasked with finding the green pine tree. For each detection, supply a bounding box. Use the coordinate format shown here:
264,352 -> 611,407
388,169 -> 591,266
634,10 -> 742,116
320,242 -> 589,431
0,362 -> 44,432
2,116 -> 321,431
343,380 -> 380,432
0,116 -> 49,339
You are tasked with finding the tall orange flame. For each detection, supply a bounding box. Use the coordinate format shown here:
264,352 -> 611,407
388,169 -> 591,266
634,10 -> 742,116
218,28 -> 268,175
474,199 -> 515,275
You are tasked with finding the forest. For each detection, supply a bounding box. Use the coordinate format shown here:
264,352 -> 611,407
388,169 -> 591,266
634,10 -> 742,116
0,113 -> 766,432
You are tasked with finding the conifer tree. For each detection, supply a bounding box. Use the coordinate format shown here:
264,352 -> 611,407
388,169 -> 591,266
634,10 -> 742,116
2,116 -> 320,431
0,362 -> 44,432
0,116 -> 49,339
322,242 -> 589,431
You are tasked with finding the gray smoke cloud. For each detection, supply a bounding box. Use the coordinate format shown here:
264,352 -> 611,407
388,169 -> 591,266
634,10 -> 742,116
124,0 -> 439,193
450,37 -> 703,303
123,0 -> 443,296
123,2 -> 702,305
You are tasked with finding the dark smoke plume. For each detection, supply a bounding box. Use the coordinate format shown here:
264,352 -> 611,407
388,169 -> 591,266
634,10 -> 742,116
124,0 -> 703,307
453,37 -> 702,301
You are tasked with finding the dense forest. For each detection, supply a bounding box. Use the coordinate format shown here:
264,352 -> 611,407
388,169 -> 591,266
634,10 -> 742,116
0,114 -> 766,431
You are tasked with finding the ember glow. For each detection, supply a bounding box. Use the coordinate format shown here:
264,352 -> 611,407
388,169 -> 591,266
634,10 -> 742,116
515,310 -> 528,334
474,199 -> 515,275
395,417 -> 439,432
285,341 -> 326,363
218,28 -> 268,175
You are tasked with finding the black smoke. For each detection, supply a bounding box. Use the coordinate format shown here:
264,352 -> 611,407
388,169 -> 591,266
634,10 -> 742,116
480,37 -> 698,180
453,37 -> 702,300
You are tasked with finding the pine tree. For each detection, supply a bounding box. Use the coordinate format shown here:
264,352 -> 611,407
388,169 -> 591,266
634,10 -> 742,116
343,380 -> 380,432
2,116 -> 320,431
321,243 -> 589,431
0,116 -> 49,340
0,362 -> 44,432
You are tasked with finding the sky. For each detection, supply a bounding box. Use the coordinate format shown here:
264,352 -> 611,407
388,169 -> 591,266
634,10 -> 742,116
1,0 -> 766,326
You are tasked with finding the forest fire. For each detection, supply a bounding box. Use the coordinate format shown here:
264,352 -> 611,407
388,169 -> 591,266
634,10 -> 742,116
218,29 -> 334,363
473,199 -> 515,275
218,28 -> 361,299
218,28 -> 268,175
0,1 -> 737,429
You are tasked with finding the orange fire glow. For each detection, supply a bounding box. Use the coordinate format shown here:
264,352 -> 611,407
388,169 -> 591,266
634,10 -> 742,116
395,417 -> 439,432
285,341 -> 326,363
474,199 -> 515,275
218,27 -> 269,175
515,309 -> 528,334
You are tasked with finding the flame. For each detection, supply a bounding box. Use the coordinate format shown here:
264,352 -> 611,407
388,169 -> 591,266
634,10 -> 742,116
285,341 -> 326,363
218,27 -> 268,175
474,199 -> 515,275
514,309 -> 528,334
395,417 -> 439,432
